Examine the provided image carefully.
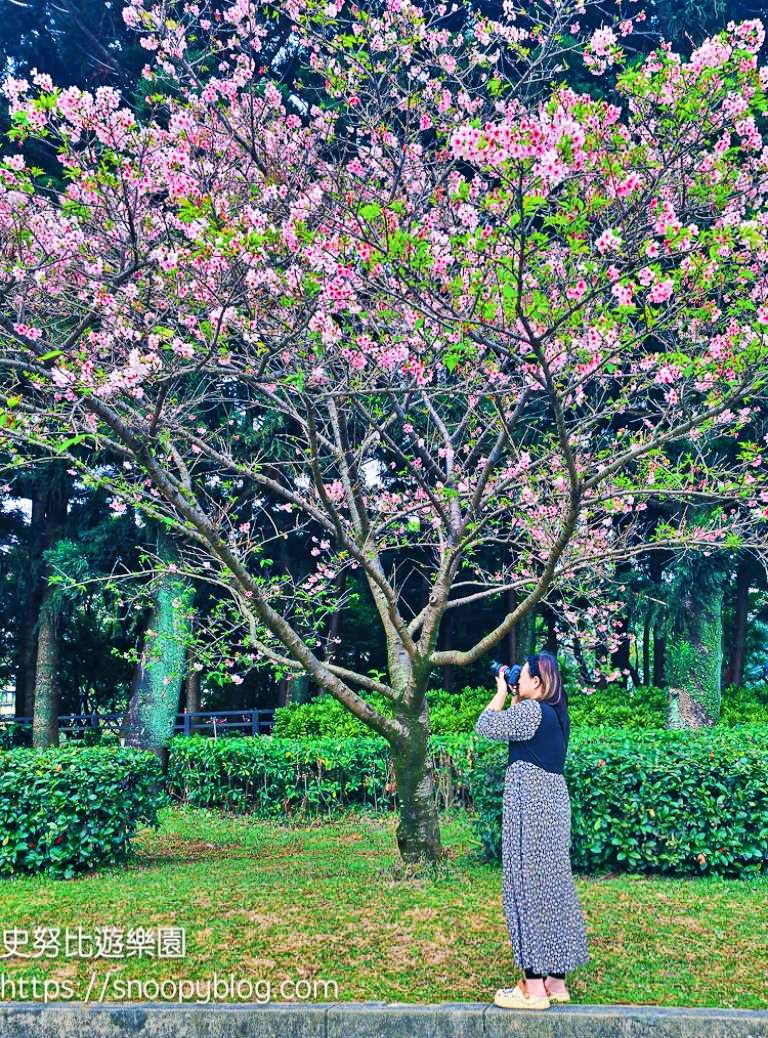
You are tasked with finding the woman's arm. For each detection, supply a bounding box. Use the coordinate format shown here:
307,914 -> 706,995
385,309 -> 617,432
475,671 -> 542,742
482,670 -> 519,712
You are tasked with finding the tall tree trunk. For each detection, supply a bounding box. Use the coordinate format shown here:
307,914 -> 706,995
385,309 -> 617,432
278,675 -> 290,706
326,571 -> 345,663
185,667 -> 202,714
610,610 -> 632,688
121,528 -> 194,758
666,563 -> 726,730
653,627 -> 666,687
506,590 -> 537,662
642,616 -> 651,686
724,557 -> 750,688
506,587 -> 518,663
648,546 -> 672,689
541,599 -> 559,653
512,603 -> 537,661
31,465 -> 69,748
290,673 -> 311,703
571,630 -> 592,685
184,609 -> 202,723
32,594 -> 61,747
16,483 -> 47,720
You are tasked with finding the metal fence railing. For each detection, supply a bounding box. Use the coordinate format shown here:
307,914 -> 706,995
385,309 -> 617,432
0,708 -> 276,740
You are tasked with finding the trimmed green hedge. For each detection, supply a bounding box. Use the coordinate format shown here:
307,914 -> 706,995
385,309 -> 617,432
471,722 -> 768,877
167,724 -> 768,877
271,683 -> 768,736
166,733 -> 475,815
0,746 -> 166,878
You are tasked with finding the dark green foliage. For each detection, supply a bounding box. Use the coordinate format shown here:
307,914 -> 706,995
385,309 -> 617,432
720,683 -> 768,724
0,746 -> 166,878
568,683 -> 669,729
470,723 -> 768,878
0,723 -> 28,749
271,687 -> 495,737
271,682 -> 767,736
271,693 -> 393,737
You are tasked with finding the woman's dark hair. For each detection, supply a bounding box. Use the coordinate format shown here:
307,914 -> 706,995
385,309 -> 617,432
526,650 -> 567,707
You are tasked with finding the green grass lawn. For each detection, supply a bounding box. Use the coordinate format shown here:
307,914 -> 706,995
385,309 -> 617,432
1,805 -> 766,1009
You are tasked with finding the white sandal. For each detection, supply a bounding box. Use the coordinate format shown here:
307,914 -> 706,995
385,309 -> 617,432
494,979 -> 551,1010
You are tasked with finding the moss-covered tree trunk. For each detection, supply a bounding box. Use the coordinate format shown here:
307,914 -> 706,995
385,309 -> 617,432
665,560 -> 727,730
31,593 -> 61,747
121,529 -> 194,758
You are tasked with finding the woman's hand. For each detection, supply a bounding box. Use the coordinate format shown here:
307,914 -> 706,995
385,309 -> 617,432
496,668 -> 521,704
482,669 -> 515,714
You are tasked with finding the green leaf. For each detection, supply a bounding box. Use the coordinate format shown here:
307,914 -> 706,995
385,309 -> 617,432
359,203 -> 382,220
55,434 -> 87,452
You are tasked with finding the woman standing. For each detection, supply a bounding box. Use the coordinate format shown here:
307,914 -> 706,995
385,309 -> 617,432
475,650 -> 589,1010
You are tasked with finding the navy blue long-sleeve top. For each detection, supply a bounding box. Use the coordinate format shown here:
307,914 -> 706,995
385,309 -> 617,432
474,697 -> 570,775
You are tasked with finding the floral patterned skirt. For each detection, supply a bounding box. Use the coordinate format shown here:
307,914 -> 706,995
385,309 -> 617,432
500,760 -> 590,974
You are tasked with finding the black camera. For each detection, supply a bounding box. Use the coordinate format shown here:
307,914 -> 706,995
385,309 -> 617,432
490,659 -> 523,691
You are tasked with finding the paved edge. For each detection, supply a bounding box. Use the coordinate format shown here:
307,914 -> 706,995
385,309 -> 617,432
0,1001 -> 767,1038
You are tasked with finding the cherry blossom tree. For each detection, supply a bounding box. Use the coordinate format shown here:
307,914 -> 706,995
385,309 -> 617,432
1,0 -> 768,860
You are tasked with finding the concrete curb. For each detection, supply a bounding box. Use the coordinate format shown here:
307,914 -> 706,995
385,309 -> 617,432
1,1002 -> 768,1038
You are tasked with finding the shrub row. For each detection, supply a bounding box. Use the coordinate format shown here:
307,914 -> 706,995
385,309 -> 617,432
167,723 -> 768,877
471,722 -> 768,878
271,682 -> 768,736
0,746 -> 166,878
166,733 -> 475,815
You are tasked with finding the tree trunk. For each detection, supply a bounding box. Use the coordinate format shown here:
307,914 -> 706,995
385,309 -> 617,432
610,610 -> 632,688
278,675 -> 290,706
512,603 -> 537,661
183,609 -> 202,726
724,557 -> 750,688
666,564 -> 726,730
185,665 -> 202,715
32,594 -> 61,748
390,704 -> 443,864
541,600 -> 558,653
290,673 -> 311,703
653,628 -> 665,687
15,482 -> 46,720
326,571 -> 345,663
31,465 -> 69,747
506,588 -> 517,663
121,528 -> 194,758
571,630 -> 592,685
642,616 -> 651,686
649,545 -> 672,689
